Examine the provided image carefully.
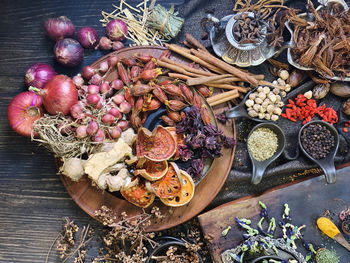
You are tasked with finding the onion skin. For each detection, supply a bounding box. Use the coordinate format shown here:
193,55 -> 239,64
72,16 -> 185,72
24,63 -> 56,89
54,38 -> 84,67
106,19 -> 128,41
7,92 -> 43,136
77,27 -> 99,49
37,75 -> 78,115
44,16 -> 75,41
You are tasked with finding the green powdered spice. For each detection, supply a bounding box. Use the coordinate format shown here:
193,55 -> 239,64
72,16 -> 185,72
316,248 -> 339,263
248,127 -> 278,161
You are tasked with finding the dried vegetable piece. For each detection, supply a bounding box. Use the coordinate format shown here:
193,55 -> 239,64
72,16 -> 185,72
136,126 -> 176,161
150,164 -> 181,198
160,170 -> 195,207
121,178 -> 155,208
134,159 -> 168,181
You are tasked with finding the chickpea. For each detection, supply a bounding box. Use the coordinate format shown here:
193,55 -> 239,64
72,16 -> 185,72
285,84 -> 291,92
263,86 -> 270,93
255,98 -> 263,104
273,88 -> 280,95
281,91 -> 287,97
262,101 -> 269,108
253,104 -> 261,112
249,93 -> 257,100
279,70 -> 289,80
245,99 -> 255,108
274,107 -> 282,115
257,86 -> 264,93
271,114 -> 279,121
248,110 -> 258,117
258,92 -> 267,100
277,78 -> 286,86
258,112 -> 265,119
267,104 -> 275,114
264,113 -> 271,120
268,93 -> 277,103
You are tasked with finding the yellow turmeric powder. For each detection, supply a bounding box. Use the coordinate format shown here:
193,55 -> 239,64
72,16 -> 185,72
316,217 -> 340,239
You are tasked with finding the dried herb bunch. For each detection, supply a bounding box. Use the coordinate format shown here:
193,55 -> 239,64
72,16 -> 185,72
152,241 -> 202,263
287,1 -> 350,78
233,12 -> 266,44
92,206 -> 160,263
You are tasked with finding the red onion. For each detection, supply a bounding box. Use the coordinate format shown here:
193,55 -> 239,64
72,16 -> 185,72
107,56 -> 118,67
76,125 -> 88,138
96,100 -> 104,109
109,126 -> 122,139
30,75 -> 78,115
108,108 -> 122,119
117,120 -> 129,131
98,61 -> 109,73
87,84 -> 100,94
7,92 -> 44,136
99,82 -> 111,94
102,114 -> 116,124
90,73 -> 103,85
119,101 -> 131,114
77,27 -> 99,49
87,120 -> 99,135
82,66 -> 95,80
106,19 -> 128,41
24,63 -> 56,89
72,74 -> 84,87
86,94 -> 100,105
44,16 -> 75,41
93,129 -> 105,142
111,79 -> 123,90
112,94 -> 125,104
98,36 -> 112,50
70,103 -> 85,119
54,38 -> 84,67
112,41 -> 124,51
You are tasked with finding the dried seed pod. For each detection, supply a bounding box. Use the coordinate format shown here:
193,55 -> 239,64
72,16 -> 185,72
179,83 -> 194,104
158,79 -> 174,86
130,110 -> 141,130
141,111 -> 149,124
120,57 -> 137,67
117,62 -> 130,86
313,84 -> 329,99
143,58 -> 156,70
143,98 -> 161,111
165,100 -> 187,111
169,95 -> 185,102
152,85 -> 168,103
130,65 -> 142,79
167,111 -> 182,122
123,86 -> 134,106
135,97 -> 144,113
287,70 -> 303,88
162,84 -> 184,97
130,84 -> 154,96
161,115 -> 175,126
200,105 -> 211,125
133,53 -> 153,63
134,68 -> 162,81
193,93 -> 202,109
196,85 -> 212,97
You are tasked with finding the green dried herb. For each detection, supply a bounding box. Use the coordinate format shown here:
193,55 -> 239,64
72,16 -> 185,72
147,4 -> 184,39
247,127 -> 278,161
316,248 -> 339,263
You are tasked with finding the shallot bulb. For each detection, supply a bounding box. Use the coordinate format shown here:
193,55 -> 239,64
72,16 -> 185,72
117,120 -> 129,131
112,41 -> 124,51
89,73 -> 103,85
102,114 -> 116,124
109,108 -> 122,119
72,74 -> 84,87
112,94 -> 125,105
87,84 -> 100,94
86,94 -> 100,105
70,103 -> 85,119
24,63 -> 56,89
7,92 -> 44,136
76,125 -> 88,138
82,66 -> 95,80
109,126 -> 122,139
119,101 -> 131,114
111,79 -> 123,90
107,56 -> 118,67
106,19 -> 128,41
87,120 -> 99,135
77,27 -> 99,49
98,36 -> 112,50
99,82 -> 111,95
44,16 -> 75,41
94,129 -> 105,142
54,38 -> 84,67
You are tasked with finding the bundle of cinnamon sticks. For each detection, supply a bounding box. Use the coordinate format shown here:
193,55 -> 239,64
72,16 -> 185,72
157,34 -> 287,106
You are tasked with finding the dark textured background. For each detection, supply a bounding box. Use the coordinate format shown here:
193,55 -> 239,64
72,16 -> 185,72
1,0 -> 350,262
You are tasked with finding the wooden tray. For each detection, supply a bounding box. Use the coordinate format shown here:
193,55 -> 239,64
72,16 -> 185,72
59,46 -> 236,232
198,164 -> 350,263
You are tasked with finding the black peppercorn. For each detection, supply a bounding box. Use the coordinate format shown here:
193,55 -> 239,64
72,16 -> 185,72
300,124 -> 335,159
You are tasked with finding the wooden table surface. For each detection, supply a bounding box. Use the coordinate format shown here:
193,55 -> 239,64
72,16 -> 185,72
1,1 -> 350,263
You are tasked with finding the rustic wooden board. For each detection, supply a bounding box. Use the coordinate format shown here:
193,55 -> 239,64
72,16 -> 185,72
198,166 -> 350,263
59,46 -> 237,232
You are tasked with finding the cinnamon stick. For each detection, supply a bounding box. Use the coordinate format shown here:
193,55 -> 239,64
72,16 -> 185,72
157,60 -> 201,78
165,44 -> 227,74
186,74 -> 233,86
205,83 -> 250,93
210,77 -> 242,84
160,57 -> 215,76
168,73 -> 191,80
209,93 -> 240,106
185,33 -> 210,53
190,49 -> 260,86
207,89 -> 239,104
183,40 -> 195,49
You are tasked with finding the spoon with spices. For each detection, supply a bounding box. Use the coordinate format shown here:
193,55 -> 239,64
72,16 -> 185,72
247,123 -> 286,184
298,120 -> 339,184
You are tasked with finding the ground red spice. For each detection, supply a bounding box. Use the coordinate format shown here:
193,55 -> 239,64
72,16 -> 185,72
281,94 -> 338,124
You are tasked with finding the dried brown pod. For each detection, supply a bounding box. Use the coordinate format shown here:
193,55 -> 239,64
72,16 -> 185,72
200,105 -> 211,125
162,84 -> 184,97
179,83 -> 194,104
152,85 -> 168,103
130,65 -> 142,79
120,57 -> 137,67
287,70 -> 303,88
313,84 -> 329,99
143,99 -> 162,111
131,84 -> 154,96
161,115 -> 176,126
342,98 -> 350,116
130,109 -> 142,130
165,100 -> 187,111
167,111 -> 182,122
135,97 -> 144,113
330,82 -> 350,97
193,94 -> 202,109
196,85 -> 212,97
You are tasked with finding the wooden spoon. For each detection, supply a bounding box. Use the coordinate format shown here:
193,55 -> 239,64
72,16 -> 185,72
317,217 -> 350,251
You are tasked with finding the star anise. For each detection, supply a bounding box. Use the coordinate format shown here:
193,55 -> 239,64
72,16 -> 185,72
269,35 -> 284,47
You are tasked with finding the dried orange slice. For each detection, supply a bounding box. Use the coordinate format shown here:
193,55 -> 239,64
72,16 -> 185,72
160,170 -> 195,207
150,163 -> 181,199
134,160 -> 168,181
165,127 -> 185,160
121,178 -> 155,208
136,126 -> 176,161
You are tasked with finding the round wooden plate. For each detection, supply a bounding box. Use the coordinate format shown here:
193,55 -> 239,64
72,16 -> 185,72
59,46 -> 236,231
